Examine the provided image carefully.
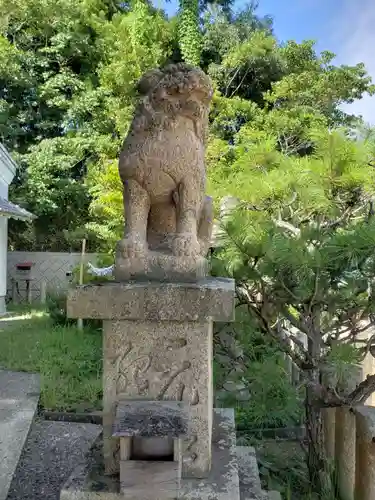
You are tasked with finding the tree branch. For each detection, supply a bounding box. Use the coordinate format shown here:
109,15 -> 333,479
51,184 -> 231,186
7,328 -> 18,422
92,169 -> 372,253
273,218 -> 301,237
281,305 -> 311,337
345,374 -> 375,406
309,374 -> 375,407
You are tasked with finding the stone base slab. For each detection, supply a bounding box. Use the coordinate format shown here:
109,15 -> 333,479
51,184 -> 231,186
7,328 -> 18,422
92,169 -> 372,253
60,409 -> 240,500
114,252 -> 208,282
67,279 -> 235,322
237,446 -> 265,500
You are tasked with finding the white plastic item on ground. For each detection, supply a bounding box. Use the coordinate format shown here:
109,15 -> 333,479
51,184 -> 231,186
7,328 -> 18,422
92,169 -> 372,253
87,262 -> 114,277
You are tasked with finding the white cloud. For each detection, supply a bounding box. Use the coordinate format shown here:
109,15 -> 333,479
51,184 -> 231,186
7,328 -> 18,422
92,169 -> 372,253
327,0 -> 375,124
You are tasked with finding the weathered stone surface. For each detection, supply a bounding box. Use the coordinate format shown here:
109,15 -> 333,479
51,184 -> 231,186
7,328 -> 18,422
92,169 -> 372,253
60,409 -> 240,500
67,279 -> 235,322
112,400 -> 188,438
236,446 -> 264,500
115,253 -> 209,282
180,409 -> 239,500
120,461 -> 179,499
102,318 -> 213,478
0,369 -> 40,500
115,63 -> 213,282
7,419 -> 101,500
60,436 -> 120,500
267,492 -> 282,500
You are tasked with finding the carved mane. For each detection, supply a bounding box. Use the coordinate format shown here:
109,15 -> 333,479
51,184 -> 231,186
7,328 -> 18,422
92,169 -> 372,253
129,63 -> 212,142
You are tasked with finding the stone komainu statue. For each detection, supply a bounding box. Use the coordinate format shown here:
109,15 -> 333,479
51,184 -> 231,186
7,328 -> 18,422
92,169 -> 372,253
115,63 -> 214,280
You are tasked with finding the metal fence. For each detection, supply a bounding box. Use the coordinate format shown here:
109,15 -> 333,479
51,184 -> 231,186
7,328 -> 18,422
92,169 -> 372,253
6,251 -> 97,303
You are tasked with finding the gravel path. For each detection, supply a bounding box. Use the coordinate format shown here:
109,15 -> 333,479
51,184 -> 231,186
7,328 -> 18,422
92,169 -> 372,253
7,419 -> 101,500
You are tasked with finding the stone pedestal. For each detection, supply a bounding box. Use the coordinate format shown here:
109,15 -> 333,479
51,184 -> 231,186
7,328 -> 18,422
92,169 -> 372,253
102,318 -> 213,478
66,278 -> 235,491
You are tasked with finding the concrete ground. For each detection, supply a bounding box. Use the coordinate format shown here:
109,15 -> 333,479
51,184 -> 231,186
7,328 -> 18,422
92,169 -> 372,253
0,369 -> 40,500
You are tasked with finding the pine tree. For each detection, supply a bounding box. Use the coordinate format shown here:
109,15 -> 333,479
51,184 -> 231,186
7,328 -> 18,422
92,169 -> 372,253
211,127 -> 375,494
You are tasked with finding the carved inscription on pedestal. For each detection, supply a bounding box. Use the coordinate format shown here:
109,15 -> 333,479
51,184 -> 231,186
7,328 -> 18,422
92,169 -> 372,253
112,337 -> 199,404
103,319 -> 213,478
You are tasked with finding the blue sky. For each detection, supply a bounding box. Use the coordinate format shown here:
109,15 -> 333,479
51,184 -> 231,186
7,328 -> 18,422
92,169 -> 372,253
156,0 -> 375,124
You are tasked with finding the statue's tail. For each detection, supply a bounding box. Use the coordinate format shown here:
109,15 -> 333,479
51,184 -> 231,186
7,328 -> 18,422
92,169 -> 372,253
198,196 -> 213,256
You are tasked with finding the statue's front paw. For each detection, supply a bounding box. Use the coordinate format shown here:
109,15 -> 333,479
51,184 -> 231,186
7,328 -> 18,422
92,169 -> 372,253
117,234 -> 146,259
172,234 -> 201,257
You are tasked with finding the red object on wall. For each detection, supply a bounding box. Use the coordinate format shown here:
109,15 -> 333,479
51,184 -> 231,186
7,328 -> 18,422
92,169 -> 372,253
16,262 -> 33,270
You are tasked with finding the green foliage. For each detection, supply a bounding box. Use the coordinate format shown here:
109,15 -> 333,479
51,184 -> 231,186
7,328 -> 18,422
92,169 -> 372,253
0,310 -> 102,411
257,440 -> 338,500
211,130 -> 375,330
70,254 -> 114,285
3,0 -> 373,251
214,307 -> 303,430
2,0 -> 373,253
4,0 -> 172,251
210,126 -> 375,494
46,291 -> 75,326
3,2 -> 374,492
178,0 -> 202,66
85,159 -> 124,249
234,359 -> 303,430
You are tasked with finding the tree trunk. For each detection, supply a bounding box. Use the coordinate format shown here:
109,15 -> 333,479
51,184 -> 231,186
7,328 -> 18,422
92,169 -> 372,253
305,309 -> 335,496
305,380 -> 333,495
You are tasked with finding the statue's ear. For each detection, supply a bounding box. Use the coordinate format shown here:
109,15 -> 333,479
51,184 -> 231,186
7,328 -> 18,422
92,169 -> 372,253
137,69 -> 164,95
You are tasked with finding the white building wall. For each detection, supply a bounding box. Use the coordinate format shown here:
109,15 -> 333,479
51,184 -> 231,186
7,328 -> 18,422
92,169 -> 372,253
0,201 -> 7,313
0,145 -> 16,314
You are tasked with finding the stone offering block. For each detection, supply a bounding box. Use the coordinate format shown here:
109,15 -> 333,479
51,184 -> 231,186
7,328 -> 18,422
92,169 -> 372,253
120,461 -> 179,499
112,401 -> 188,438
60,409 -> 241,500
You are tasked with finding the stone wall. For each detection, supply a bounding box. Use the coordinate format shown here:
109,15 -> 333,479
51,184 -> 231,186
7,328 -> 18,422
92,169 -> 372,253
6,251 -> 97,302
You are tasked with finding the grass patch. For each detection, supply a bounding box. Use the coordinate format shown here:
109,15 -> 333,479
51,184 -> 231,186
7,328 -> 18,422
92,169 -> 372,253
0,310 -> 102,411
250,439 -> 338,500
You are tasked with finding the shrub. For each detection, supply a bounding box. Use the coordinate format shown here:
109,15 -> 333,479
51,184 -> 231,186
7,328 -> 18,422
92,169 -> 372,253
71,253 -> 114,285
214,306 -> 303,431
46,291 -> 74,326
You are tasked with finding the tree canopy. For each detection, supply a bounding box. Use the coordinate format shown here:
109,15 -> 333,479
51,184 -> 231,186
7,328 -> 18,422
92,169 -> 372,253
4,1 -> 375,494
2,0 -> 373,250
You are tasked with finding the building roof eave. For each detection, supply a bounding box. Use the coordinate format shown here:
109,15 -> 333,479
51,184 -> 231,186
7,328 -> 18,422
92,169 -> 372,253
0,197 -> 35,221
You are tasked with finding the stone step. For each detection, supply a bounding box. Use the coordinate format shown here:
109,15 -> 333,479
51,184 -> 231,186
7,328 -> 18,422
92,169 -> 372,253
267,491 -> 282,500
236,446 -> 264,500
0,369 -> 40,500
61,408 -> 241,500
181,408 -> 240,500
